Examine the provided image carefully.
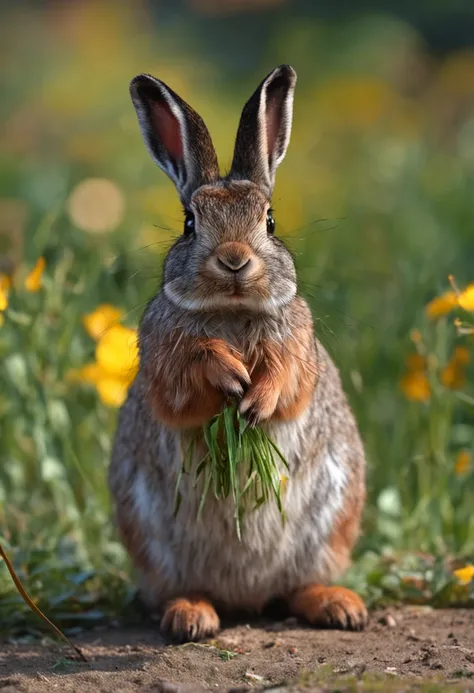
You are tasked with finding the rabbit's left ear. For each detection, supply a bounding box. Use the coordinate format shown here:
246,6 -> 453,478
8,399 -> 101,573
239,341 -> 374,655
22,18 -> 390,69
130,74 -> 220,205
230,65 -> 296,198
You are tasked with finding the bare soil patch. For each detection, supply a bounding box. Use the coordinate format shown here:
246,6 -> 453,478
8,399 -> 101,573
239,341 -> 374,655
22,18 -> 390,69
1,608 -> 473,692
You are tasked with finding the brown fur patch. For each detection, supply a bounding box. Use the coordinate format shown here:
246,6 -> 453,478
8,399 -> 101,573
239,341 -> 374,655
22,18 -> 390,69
327,494 -> 364,575
241,331 -> 317,425
289,584 -> 368,631
146,334 -> 250,429
161,596 -> 220,642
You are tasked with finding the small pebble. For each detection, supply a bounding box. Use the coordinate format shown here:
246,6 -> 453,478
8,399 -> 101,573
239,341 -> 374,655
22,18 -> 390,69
380,614 -> 397,628
430,661 -> 444,670
288,646 -> 297,656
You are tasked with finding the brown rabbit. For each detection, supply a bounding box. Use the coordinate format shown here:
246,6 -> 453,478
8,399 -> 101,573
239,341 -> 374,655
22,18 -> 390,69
109,65 -> 368,643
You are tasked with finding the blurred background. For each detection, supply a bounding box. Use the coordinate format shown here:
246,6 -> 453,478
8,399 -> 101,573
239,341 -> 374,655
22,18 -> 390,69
0,0 -> 473,631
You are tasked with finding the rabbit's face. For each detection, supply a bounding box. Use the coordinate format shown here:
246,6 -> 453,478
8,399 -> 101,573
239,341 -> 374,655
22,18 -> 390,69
130,65 -> 298,313
163,181 -> 296,314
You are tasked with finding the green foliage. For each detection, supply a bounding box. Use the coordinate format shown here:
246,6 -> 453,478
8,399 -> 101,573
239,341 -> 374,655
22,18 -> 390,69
175,405 -> 288,539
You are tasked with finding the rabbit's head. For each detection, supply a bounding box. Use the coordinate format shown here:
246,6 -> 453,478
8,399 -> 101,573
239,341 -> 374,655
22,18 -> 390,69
130,66 -> 297,314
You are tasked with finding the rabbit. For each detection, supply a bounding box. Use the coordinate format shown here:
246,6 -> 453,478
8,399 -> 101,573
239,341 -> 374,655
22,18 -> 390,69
109,65 -> 368,643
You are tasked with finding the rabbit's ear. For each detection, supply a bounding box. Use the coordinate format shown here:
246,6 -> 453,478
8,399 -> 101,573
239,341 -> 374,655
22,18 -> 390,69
230,65 -> 296,198
130,74 -> 220,205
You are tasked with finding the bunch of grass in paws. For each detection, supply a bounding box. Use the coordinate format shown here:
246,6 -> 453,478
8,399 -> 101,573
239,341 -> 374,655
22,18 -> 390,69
175,404 -> 289,539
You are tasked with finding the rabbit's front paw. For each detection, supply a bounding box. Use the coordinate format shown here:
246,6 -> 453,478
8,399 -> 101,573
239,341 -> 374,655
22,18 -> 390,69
239,380 -> 280,427
161,597 -> 220,643
205,347 -> 251,400
289,585 -> 368,632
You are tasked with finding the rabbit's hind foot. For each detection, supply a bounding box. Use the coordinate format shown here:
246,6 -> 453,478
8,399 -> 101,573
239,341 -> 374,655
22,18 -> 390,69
288,585 -> 368,632
160,596 -> 220,643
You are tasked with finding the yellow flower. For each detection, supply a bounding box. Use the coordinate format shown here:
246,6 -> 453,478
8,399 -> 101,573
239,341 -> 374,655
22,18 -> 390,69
441,347 -> 469,390
425,291 -> 458,320
83,304 -> 124,341
453,346 -> 470,365
66,362 -> 104,384
0,274 -> 11,311
96,378 -> 129,407
25,257 -> 46,292
67,360 -> 134,408
455,450 -> 471,476
68,324 -> 139,408
441,364 -> 465,389
458,284 -> 474,312
453,564 -> 474,586
400,371 -> 431,402
96,325 -> 139,381
0,273 -> 11,291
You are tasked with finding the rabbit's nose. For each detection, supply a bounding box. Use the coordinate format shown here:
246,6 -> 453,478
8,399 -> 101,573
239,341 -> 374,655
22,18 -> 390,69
215,242 -> 252,273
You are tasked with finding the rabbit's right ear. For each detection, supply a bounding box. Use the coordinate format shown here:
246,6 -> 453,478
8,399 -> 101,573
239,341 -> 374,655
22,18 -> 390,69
130,74 -> 220,205
230,65 -> 296,199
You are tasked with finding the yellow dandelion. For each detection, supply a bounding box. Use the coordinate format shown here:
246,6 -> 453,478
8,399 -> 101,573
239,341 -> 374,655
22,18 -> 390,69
453,346 -> 470,365
0,273 -> 12,312
425,291 -> 458,320
0,289 -> 8,312
66,362 -> 104,385
25,257 -> 46,292
454,450 -> 471,476
96,377 -> 129,408
95,324 -> 139,381
441,347 -> 469,390
0,273 -> 11,292
83,304 -> 124,341
453,564 -> 474,586
400,371 -> 431,402
441,364 -> 465,390
458,284 -> 474,312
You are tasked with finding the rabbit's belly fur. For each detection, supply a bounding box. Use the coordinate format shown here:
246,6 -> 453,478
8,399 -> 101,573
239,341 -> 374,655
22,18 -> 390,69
111,379 -> 363,612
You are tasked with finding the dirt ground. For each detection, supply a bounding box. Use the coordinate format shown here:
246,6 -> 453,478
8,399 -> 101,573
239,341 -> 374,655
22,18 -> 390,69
1,608 -> 474,692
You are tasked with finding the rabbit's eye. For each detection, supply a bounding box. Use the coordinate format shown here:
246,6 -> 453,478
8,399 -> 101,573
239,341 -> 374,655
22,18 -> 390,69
266,211 -> 275,235
184,211 -> 195,235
